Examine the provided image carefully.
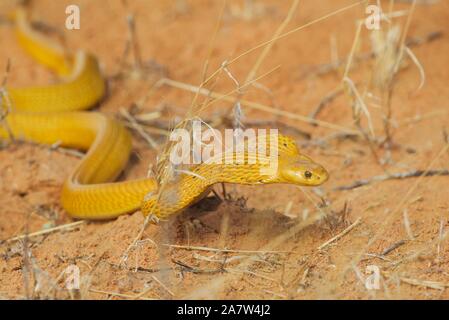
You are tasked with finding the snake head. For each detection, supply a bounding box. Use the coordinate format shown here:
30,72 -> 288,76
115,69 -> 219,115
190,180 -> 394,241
280,154 -> 329,186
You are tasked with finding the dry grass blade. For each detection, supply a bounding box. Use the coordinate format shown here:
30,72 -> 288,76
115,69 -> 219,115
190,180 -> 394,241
399,277 -> 449,290
402,209 -> 415,240
3,221 -> 85,243
404,46 -> 425,92
89,288 -> 157,300
381,240 -> 407,256
161,78 -> 359,135
343,77 -> 375,137
151,275 -> 174,297
163,243 -> 290,254
244,0 -> 299,84
120,108 -> 158,149
383,273 -> 449,290
308,85 -> 344,120
190,0 -> 227,113
0,59 -> 13,139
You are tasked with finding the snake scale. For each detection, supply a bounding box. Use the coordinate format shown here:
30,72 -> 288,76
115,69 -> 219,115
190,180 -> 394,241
0,8 -> 329,220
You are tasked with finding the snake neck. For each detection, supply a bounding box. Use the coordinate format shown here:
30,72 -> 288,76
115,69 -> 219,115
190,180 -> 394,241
141,160 -> 283,219
141,134 -> 303,218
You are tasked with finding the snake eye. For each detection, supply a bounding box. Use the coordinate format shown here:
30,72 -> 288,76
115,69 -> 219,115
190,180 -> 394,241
304,170 -> 312,179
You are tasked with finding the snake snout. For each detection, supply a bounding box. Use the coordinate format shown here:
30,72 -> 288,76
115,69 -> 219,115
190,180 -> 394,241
310,165 -> 329,185
281,159 -> 329,186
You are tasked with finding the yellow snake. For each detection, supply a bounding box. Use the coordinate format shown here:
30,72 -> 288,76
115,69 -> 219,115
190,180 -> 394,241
0,9 -> 329,220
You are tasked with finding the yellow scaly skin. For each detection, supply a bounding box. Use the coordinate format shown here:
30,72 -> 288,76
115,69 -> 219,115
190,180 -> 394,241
0,8 -> 329,220
142,134 -> 329,219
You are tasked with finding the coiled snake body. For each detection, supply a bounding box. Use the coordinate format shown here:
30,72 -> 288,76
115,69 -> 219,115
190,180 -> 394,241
0,9 -> 328,220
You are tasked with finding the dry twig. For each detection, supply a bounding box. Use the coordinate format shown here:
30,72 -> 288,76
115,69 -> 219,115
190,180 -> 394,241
334,169 -> 449,191
318,217 -> 362,250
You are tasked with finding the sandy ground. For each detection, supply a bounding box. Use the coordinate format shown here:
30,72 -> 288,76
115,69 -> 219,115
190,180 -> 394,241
0,0 -> 449,299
